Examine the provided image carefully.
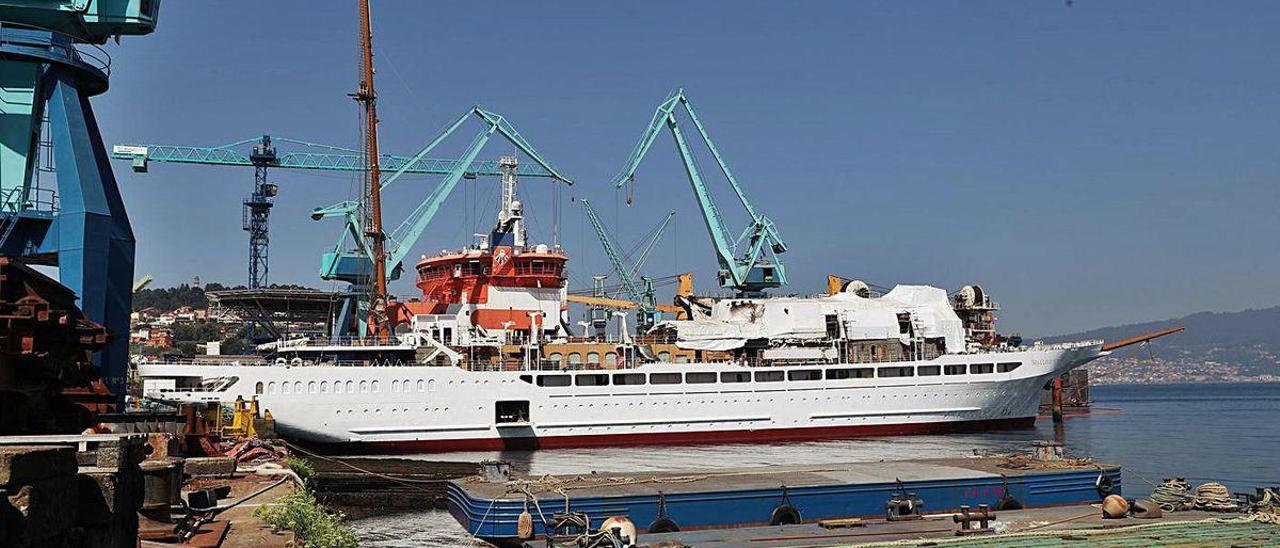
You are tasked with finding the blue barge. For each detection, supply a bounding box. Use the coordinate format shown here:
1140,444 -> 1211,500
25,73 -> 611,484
447,457 -> 1121,543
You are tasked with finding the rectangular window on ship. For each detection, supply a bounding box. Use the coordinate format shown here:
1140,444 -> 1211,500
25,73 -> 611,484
754,370 -> 784,382
788,369 -> 821,381
613,373 -> 645,385
877,366 -> 915,378
536,375 -> 571,387
826,367 -> 874,380
650,373 -> 682,385
575,374 -> 609,386
686,372 -> 717,384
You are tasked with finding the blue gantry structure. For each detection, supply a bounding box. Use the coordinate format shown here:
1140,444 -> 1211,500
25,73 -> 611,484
0,1 -> 163,402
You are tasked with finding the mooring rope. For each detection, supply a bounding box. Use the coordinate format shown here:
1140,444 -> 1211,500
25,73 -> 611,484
506,471 -> 715,495
1193,482 -> 1239,512
1118,465 -> 1161,488
469,497 -> 499,539
998,455 -> 1096,470
280,440 -> 439,491
1150,478 -> 1193,511
1252,489 -> 1280,525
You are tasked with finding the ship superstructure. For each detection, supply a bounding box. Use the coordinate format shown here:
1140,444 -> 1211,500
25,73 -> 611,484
395,157 -> 571,350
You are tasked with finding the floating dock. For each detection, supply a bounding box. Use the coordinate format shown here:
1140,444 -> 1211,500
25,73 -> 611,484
447,457 -> 1120,543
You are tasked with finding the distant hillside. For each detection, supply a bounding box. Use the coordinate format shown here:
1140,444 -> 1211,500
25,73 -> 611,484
132,282 -> 314,312
1046,305 -> 1280,376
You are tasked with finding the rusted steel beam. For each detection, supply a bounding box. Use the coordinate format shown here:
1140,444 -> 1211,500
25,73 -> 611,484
1,257 -> 113,432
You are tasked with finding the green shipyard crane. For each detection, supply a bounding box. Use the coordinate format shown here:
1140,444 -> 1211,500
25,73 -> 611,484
577,198 -> 673,330
313,106 -> 572,336
110,136 -> 558,289
613,89 -> 788,295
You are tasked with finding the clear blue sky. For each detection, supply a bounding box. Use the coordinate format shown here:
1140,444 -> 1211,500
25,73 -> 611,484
92,1 -> 1280,336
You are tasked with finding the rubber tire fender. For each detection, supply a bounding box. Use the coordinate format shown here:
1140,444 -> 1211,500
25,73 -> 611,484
647,517 -> 680,534
996,495 -> 1023,511
1096,473 -> 1116,495
770,504 -> 802,526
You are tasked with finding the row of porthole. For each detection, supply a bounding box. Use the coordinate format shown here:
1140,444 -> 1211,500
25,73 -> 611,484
390,379 -> 441,393
255,378 -> 444,396
333,407 -> 451,415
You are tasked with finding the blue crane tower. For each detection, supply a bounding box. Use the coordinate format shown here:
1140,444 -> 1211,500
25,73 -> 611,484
613,89 -> 788,296
0,1 -> 162,402
110,136 -> 560,289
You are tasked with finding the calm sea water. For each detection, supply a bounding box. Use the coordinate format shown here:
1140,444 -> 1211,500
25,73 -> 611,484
349,382 -> 1280,547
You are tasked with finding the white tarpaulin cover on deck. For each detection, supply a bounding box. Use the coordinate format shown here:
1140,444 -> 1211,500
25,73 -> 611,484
664,285 -> 965,353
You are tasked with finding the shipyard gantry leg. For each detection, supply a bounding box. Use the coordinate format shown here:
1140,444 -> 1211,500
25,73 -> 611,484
0,2 -> 160,403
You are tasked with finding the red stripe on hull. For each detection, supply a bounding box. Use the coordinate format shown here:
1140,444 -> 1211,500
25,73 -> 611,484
307,416 -> 1037,455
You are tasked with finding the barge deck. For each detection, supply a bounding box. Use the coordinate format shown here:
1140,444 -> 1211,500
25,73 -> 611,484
447,456 -> 1120,542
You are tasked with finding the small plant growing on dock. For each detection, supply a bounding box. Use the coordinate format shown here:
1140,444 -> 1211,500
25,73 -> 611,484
255,488 -> 358,548
286,455 -> 316,485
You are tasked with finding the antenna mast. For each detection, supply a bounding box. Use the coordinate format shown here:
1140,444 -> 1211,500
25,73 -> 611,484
355,0 -> 389,340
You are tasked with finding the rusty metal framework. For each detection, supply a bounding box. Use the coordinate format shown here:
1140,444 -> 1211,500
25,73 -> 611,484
0,257 -> 111,433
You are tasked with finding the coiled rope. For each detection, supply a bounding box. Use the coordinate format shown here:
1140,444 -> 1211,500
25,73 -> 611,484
1150,479 -> 1240,512
1193,482 -> 1239,512
1150,478 -> 1192,511
1252,487 -> 1280,524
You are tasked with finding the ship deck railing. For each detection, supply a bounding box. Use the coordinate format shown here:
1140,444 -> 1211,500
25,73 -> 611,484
135,339 -> 1103,371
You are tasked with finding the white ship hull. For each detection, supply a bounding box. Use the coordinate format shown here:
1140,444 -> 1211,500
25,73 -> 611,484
137,342 -> 1102,452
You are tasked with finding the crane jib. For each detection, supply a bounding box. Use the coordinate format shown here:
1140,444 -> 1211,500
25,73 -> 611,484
609,89 -> 788,295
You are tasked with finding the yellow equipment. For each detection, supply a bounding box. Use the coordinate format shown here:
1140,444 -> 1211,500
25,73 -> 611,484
676,272 -> 695,298
568,272 -> 695,320
827,275 -> 846,295
222,396 -> 258,439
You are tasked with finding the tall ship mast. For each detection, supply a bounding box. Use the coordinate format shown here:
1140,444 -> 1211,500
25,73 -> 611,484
354,0 -> 390,341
